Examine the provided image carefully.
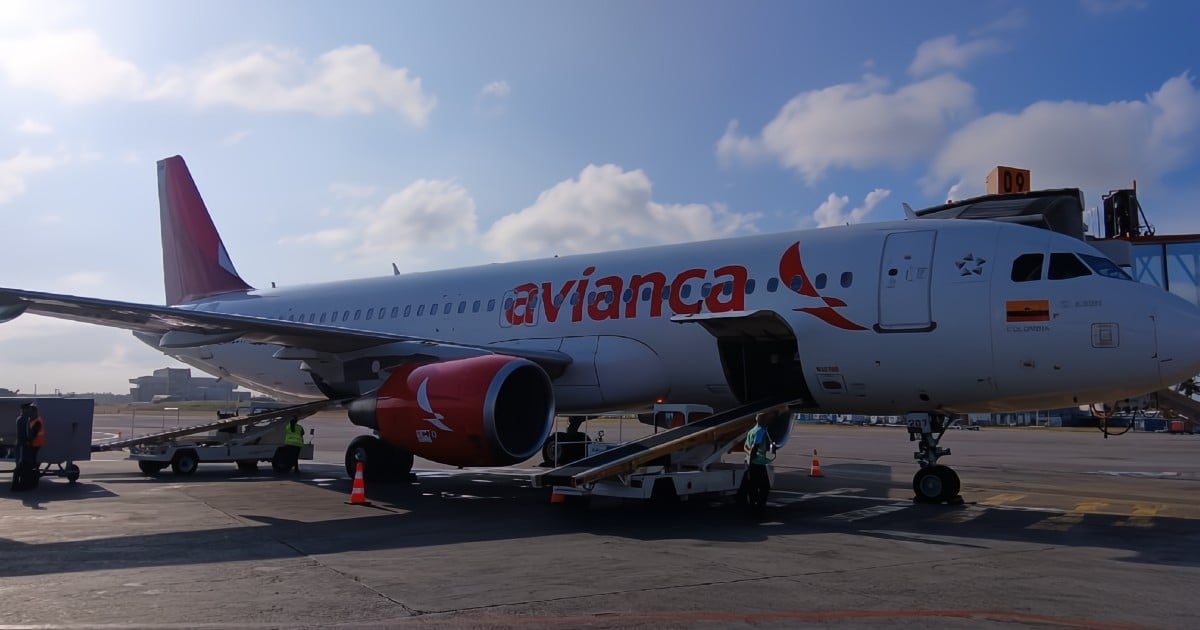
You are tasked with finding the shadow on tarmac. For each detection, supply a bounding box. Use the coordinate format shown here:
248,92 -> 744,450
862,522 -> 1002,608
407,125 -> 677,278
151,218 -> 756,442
1,462 -> 1198,578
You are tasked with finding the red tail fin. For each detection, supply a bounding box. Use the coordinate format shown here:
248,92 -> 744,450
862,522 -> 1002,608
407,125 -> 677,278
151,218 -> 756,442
158,156 -> 254,305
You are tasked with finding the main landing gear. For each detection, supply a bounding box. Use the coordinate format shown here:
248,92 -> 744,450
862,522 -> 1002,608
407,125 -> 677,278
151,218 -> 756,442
541,416 -> 591,466
907,413 -> 962,504
345,435 -> 415,482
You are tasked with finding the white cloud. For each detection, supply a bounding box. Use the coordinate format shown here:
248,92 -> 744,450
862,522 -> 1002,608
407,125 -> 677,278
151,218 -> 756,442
0,26 -> 436,123
16,118 -> 52,134
358,179 -> 478,255
909,35 -> 1005,77
0,29 -> 158,103
192,45 -> 436,124
278,227 -> 356,248
0,150 -> 57,205
221,130 -> 251,146
717,74 -> 974,184
481,80 -> 511,98
482,164 -> 758,261
926,72 -> 1200,199
812,189 -> 892,228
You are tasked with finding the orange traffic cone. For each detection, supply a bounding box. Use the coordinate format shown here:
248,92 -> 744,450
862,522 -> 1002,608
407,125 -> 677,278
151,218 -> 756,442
346,460 -> 371,506
809,449 -> 824,477
549,492 -> 565,504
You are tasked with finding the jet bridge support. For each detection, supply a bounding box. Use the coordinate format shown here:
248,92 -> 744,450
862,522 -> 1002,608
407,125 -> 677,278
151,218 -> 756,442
534,394 -> 797,504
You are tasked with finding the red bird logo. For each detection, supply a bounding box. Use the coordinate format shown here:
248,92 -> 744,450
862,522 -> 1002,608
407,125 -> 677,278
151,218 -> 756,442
778,242 -> 867,331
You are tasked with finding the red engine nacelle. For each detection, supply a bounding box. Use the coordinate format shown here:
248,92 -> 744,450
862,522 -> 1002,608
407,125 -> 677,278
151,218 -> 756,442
347,355 -> 555,467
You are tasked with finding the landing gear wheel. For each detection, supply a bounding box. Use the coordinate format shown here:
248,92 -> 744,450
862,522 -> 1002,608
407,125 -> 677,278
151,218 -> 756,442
542,432 -> 591,465
236,460 -> 259,473
912,465 -> 960,504
138,460 -> 168,475
345,435 -> 414,482
171,450 -> 199,476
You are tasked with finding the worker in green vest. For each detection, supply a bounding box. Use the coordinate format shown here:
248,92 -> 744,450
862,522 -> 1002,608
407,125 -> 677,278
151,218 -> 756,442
739,411 -> 777,510
282,416 -> 305,474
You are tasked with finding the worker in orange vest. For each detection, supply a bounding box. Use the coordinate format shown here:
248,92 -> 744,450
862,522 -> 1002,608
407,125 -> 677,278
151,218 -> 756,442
28,403 -> 45,469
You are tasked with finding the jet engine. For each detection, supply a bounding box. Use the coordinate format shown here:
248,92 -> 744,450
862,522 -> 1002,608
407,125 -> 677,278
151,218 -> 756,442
347,355 -> 555,467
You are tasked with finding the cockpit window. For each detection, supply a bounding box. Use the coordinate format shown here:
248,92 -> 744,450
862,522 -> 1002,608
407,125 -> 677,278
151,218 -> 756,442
1079,253 -> 1133,280
1048,253 -> 1092,280
1011,253 -> 1043,282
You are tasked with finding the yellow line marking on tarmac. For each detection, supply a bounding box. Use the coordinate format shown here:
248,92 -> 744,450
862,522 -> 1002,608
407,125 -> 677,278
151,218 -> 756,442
1074,501 -> 1109,513
932,505 -> 988,523
977,493 -> 1025,506
1027,512 -> 1084,531
1115,504 -> 1163,528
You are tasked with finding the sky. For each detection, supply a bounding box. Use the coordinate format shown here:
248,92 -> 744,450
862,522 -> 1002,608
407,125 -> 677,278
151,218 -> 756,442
1,0 -> 1199,395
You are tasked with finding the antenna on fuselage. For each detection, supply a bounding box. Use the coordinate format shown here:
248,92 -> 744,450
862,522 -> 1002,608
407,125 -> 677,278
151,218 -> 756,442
392,263 -> 400,276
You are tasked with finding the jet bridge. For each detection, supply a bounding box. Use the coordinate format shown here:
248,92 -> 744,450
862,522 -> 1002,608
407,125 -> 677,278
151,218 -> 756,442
535,394 -> 796,499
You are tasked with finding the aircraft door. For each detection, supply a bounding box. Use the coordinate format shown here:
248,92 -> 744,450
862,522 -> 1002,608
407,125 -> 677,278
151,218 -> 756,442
877,230 -> 936,331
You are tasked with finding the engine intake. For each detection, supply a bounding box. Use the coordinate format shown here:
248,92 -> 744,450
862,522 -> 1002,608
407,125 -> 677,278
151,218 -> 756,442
348,355 -> 555,467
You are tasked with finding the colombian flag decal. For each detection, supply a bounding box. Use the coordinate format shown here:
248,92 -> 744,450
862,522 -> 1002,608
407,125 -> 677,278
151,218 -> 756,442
1006,299 -> 1050,322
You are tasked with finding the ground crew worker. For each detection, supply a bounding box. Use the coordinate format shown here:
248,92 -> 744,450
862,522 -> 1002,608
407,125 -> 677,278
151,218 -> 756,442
739,411 -> 776,509
282,416 -> 305,473
28,403 -> 45,470
10,403 -> 35,492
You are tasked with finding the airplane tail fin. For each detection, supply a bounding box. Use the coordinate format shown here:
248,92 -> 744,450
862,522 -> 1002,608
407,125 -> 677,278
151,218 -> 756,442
157,156 -> 254,305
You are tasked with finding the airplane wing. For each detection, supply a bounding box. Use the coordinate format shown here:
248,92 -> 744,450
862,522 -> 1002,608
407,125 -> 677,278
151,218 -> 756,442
0,287 -> 572,374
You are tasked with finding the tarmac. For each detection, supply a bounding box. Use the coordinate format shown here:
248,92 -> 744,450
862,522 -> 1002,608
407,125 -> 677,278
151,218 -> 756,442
2,412 -> 1199,629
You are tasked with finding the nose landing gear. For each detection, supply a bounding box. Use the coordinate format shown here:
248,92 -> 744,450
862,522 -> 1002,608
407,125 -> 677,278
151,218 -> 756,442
907,413 -> 962,504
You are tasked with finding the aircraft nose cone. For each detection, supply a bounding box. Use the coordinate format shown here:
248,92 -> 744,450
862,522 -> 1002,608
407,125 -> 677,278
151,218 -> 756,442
1156,298 -> 1200,387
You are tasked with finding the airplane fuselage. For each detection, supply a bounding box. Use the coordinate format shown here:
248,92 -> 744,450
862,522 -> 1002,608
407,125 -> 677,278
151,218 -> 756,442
153,218 -> 1193,416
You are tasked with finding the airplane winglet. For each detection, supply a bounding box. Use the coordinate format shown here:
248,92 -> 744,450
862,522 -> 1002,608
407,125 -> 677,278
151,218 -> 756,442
902,202 -> 917,220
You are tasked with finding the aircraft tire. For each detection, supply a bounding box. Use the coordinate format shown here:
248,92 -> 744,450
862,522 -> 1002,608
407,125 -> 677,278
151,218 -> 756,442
912,465 -> 960,503
171,450 -> 199,476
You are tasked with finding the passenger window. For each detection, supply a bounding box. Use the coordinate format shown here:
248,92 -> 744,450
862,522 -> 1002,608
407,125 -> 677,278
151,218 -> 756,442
354,309 -> 361,321
701,283 -> 712,297
503,297 -> 513,311
417,304 -> 426,316
841,272 -> 853,288
680,285 -> 692,299
723,282 -> 733,296
431,304 -> 439,315
403,305 -> 412,317
458,301 -> 466,314
342,311 -> 350,322
391,306 -> 399,318
472,300 -> 481,313
623,289 -> 633,303
365,308 -> 373,320
553,294 -> 564,307
487,299 -> 496,311
641,287 -> 653,301
287,314 -> 295,321
661,286 -> 671,300
767,278 -> 779,292
814,274 -> 826,290
1010,254 -> 1044,282
746,279 -> 756,294
1048,253 -> 1092,280
789,276 -> 802,291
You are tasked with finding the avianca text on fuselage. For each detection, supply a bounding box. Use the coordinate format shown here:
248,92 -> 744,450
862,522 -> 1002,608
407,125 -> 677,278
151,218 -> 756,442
502,241 -> 866,330
503,264 -> 748,326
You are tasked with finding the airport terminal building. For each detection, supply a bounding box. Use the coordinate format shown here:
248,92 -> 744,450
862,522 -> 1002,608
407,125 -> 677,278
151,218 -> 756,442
128,367 -> 245,402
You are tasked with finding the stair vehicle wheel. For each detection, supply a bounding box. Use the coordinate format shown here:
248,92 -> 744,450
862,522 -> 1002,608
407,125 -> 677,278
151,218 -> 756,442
912,465 -> 960,503
138,460 -> 168,475
171,450 -> 200,476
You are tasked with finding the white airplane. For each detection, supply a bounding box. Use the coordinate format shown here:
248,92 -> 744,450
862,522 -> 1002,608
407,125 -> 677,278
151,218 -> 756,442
2,156 -> 1199,503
